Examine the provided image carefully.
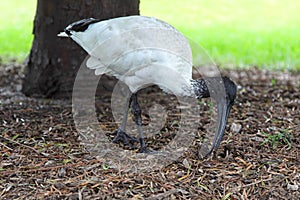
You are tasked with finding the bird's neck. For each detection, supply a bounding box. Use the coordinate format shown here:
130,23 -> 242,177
189,79 -> 210,99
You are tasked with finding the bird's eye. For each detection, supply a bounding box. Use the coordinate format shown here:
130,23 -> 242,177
64,28 -> 71,36
69,18 -> 101,32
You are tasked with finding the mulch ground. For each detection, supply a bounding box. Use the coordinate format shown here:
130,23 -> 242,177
0,63 -> 299,199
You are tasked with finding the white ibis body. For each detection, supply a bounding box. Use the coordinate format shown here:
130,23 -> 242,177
58,16 -> 237,156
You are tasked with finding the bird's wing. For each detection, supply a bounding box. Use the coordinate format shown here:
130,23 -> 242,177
86,56 -> 113,75
86,16 -> 193,79
86,56 -> 103,69
122,59 -> 192,95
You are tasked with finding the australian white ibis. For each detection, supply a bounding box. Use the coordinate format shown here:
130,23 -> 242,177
58,16 -> 237,156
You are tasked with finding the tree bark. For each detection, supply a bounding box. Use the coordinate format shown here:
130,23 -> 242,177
22,0 -> 139,98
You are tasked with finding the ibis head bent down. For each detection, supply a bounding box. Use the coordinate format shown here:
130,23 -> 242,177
58,16 -> 237,156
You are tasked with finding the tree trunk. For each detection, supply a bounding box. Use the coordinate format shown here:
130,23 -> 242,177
22,0 -> 139,98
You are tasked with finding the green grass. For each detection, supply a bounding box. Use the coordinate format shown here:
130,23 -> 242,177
0,0 -> 36,62
1,0 -> 300,70
260,130 -> 291,150
141,0 -> 300,70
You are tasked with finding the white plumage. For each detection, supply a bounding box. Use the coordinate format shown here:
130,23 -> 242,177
61,16 -> 193,96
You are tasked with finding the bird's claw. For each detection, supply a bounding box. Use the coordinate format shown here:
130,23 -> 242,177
110,128 -> 138,147
137,146 -> 155,154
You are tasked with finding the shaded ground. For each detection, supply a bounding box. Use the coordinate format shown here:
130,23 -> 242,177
0,63 -> 299,199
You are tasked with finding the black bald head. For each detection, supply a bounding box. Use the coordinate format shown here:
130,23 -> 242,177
222,76 -> 237,106
205,76 -> 237,106
64,18 -> 101,35
192,76 -> 237,106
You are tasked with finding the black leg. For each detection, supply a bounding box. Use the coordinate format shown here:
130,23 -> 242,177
119,90 -> 132,132
111,91 -> 138,147
131,93 -> 152,153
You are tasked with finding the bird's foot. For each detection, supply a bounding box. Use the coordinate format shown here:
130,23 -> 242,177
137,146 -> 155,154
110,128 -> 138,148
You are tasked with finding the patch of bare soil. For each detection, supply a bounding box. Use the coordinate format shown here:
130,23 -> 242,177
0,63 -> 299,199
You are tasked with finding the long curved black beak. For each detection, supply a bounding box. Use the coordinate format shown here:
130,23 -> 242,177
207,99 -> 233,156
197,76 -> 236,157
